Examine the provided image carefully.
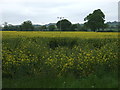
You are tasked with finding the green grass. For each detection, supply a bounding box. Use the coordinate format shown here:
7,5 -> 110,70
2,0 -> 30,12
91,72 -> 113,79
3,72 -> 118,88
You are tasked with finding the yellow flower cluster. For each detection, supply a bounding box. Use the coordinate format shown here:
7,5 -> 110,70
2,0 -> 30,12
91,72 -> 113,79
2,31 -> 119,77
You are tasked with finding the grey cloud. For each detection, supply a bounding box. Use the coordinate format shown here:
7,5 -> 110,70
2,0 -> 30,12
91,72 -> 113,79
0,0 -> 118,24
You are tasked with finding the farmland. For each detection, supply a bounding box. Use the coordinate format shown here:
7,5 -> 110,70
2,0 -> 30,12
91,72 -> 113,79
1,31 -> 119,88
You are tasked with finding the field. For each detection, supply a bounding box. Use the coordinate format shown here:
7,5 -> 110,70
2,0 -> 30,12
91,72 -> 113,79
1,31 -> 119,88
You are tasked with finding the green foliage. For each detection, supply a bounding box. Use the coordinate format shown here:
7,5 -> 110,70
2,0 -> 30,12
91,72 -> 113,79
48,25 -> 56,31
2,22 -> 20,31
48,38 -> 78,49
2,37 -> 119,79
20,20 -> 34,31
3,71 -> 118,88
40,25 -> 47,31
56,19 -> 72,31
70,24 -> 78,31
2,32 -> 119,88
84,9 -> 106,31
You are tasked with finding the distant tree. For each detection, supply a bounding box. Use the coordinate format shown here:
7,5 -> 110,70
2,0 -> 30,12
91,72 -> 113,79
3,22 -> 9,31
76,24 -> 82,31
118,22 -> 120,32
0,25 -> 2,30
70,24 -> 78,31
75,24 -> 87,31
81,25 -> 88,31
84,9 -> 106,32
34,26 -> 41,31
118,22 -> 120,31
40,25 -> 47,31
103,23 -> 109,30
21,20 -> 34,31
56,19 -> 72,31
2,23 -> 20,31
7,24 -> 14,31
48,25 -> 56,31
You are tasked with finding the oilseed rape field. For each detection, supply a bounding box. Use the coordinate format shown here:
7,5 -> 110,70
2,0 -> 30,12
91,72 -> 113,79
1,31 -> 119,88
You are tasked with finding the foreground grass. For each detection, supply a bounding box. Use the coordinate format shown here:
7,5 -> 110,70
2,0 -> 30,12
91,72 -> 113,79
2,31 -> 119,88
2,72 -> 118,88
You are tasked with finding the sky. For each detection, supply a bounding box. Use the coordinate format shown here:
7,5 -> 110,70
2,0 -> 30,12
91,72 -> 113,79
119,1 -> 120,21
0,0 -> 119,25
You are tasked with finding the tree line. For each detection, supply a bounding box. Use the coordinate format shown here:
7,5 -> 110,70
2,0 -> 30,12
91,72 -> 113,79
2,9 -> 119,32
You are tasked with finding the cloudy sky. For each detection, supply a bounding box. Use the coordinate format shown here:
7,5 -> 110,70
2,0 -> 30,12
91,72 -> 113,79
0,0 -> 119,25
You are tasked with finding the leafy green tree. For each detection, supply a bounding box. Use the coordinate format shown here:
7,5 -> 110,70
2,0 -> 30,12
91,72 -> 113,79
56,19 -> 72,31
21,20 -> 34,31
118,22 -> 120,32
6,24 -> 15,31
3,22 -> 9,31
3,24 -> 20,31
84,9 -> 105,32
0,25 -> 2,30
70,24 -> 78,31
48,25 -> 56,31
103,23 -> 109,30
40,25 -> 47,31
34,26 -> 41,31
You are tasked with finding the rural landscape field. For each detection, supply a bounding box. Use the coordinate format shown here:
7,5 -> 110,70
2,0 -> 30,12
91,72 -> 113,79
1,0 -> 119,89
2,31 -> 119,88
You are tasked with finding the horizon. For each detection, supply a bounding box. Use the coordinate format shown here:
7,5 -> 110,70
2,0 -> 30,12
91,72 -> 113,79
1,20 -> 118,26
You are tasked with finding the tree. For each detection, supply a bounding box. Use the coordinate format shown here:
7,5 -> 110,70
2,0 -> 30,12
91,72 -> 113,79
118,22 -> 120,32
40,25 -> 47,31
56,19 -> 72,31
48,25 -> 56,31
70,24 -> 78,31
0,25 -> 2,31
2,23 -> 20,31
2,22 -> 9,31
21,20 -> 34,31
84,9 -> 105,32
103,23 -> 109,30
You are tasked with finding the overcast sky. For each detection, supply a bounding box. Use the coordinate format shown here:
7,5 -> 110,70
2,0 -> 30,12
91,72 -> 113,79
0,0 -> 119,25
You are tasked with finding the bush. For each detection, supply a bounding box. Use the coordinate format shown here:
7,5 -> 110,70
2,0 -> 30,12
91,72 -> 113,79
48,38 -> 78,49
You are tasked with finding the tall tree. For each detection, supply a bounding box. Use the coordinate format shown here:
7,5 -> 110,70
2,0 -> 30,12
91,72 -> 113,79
56,19 -> 72,31
84,9 -> 105,31
21,20 -> 34,31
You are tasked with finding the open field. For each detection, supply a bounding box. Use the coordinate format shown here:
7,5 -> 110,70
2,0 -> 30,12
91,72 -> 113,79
2,31 -> 119,38
1,31 -> 119,88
